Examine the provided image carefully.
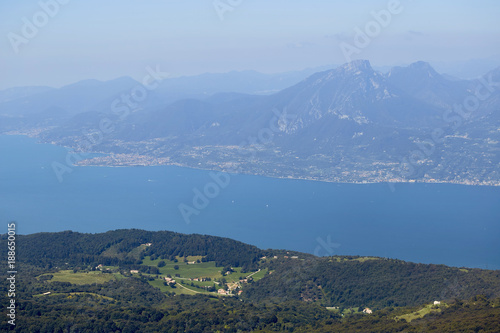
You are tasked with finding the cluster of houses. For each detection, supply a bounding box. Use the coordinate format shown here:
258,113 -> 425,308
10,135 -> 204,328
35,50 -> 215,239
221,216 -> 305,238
94,264 -> 114,273
260,255 -> 299,260
217,288 -> 243,296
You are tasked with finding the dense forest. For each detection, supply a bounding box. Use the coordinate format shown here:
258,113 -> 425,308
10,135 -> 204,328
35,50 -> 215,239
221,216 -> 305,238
245,256 -> 500,308
1,229 -> 499,332
11,229 -> 264,271
2,294 -> 499,332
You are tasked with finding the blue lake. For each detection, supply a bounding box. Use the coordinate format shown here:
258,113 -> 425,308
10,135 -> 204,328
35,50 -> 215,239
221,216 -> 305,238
0,134 -> 499,269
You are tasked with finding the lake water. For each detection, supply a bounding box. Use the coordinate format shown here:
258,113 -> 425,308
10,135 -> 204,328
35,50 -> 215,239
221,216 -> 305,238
1,134 -> 499,269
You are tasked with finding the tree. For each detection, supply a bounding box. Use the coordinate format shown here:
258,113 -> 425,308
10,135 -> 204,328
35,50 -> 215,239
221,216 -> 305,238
174,265 -> 179,270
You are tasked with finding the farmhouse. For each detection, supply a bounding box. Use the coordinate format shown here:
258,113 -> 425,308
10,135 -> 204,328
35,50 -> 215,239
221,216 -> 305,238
164,277 -> 176,285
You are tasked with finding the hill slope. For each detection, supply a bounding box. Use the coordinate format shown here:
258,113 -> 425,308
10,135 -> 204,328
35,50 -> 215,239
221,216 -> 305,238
1,229 -> 500,332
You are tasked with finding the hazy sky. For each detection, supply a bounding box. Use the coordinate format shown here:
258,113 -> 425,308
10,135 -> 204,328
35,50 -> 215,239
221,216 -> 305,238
1,0 -> 499,89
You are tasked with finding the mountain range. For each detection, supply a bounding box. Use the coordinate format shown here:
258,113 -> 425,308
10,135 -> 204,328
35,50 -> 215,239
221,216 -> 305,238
1,60 -> 499,185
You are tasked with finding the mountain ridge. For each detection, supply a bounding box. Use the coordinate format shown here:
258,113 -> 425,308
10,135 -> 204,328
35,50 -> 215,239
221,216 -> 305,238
2,60 -> 500,185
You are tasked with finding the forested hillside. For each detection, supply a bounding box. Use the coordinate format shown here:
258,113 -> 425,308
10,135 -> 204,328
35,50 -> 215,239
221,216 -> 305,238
13,229 -> 264,271
1,229 -> 499,332
246,256 -> 500,309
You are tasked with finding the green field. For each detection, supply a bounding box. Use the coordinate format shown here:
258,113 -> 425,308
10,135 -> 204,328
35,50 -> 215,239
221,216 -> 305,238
143,256 -> 267,280
395,303 -> 445,322
39,270 -> 118,285
38,256 -> 268,298
143,256 -> 226,279
142,255 -> 204,266
141,256 -> 268,296
148,277 -> 218,295
148,279 -> 196,295
34,292 -> 115,301
330,256 -> 380,263
245,269 -> 267,281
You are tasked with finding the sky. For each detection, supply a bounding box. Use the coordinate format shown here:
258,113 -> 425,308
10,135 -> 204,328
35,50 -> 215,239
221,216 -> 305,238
0,0 -> 499,90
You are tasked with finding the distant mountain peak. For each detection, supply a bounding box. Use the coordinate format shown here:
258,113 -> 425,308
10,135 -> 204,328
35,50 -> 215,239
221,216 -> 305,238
341,59 -> 373,73
389,61 -> 440,79
409,60 -> 432,68
408,61 -> 438,74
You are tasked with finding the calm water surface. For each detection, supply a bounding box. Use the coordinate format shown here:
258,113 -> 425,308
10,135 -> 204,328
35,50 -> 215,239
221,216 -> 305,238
1,135 -> 499,269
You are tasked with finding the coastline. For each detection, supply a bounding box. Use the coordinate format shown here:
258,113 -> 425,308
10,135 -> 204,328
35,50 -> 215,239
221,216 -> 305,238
73,153 -> 500,187
3,132 -> 499,187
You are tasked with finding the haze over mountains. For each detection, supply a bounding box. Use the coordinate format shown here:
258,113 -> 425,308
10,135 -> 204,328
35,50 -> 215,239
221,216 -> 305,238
1,60 -> 499,185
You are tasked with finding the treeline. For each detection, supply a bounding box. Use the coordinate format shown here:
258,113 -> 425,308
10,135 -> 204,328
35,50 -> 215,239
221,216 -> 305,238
244,256 -> 500,309
142,231 -> 263,271
3,229 -> 264,270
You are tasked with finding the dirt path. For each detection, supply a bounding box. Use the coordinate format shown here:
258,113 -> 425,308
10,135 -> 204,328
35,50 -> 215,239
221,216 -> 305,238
176,282 -> 204,294
245,269 -> 261,279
